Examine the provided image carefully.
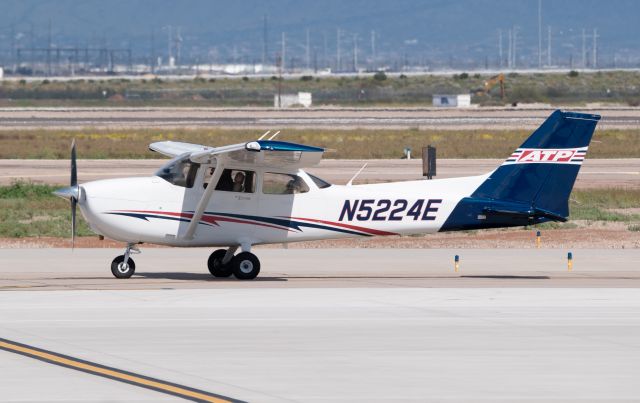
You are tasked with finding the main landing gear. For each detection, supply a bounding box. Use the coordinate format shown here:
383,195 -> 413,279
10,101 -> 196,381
208,246 -> 261,280
111,243 -> 140,279
109,243 -> 260,280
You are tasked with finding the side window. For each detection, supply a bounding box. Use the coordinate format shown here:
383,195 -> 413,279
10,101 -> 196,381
156,159 -> 200,188
215,169 -> 255,193
263,173 -> 310,194
307,173 -> 332,189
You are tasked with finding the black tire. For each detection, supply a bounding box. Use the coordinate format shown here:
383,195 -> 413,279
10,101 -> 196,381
231,252 -> 260,280
208,249 -> 233,277
111,255 -> 135,279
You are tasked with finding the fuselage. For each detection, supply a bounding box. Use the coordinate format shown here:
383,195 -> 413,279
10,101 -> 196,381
78,164 -> 489,247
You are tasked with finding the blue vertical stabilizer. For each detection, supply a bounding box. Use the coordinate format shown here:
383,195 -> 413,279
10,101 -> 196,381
441,110 -> 600,231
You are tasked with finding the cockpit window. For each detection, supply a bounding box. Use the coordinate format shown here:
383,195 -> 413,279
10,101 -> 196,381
263,173 -> 310,194
307,173 -> 332,189
215,169 -> 255,193
155,157 -> 200,188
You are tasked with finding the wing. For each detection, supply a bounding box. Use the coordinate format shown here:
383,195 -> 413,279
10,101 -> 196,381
149,140 -> 324,168
148,141 -> 212,158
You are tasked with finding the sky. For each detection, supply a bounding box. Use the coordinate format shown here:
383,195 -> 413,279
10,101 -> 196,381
1,0 -> 638,70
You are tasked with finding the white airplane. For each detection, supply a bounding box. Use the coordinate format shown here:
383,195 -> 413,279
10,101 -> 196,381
54,110 -> 600,279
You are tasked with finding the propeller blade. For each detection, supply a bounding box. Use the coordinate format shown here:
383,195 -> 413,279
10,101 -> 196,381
70,139 -> 77,187
71,197 -> 77,250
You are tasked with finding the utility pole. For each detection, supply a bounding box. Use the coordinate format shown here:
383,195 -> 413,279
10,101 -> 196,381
276,53 -> 282,108
150,28 -> 155,73
352,33 -> 358,72
281,32 -> 286,73
47,19 -> 52,76
313,47 -> 318,73
10,23 -> 15,69
507,28 -> 512,69
512,26 -> 517,69
538,0 -> 542,69
582,28 -> 586,68
262,15 -> 268,65
165,25 -> 173,68
498,29 -> 503,68
175,27 -> 182,65
336,28 -> 341,72
370,30 -> 376,69
322,31 -> 327,69
547,26 -> 551,67
305,28 -> 310,70
592,28 -> 598,69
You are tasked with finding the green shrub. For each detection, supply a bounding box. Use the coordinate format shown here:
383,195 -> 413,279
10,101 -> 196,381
373,71 -> 387,81
568,70 -> 579,77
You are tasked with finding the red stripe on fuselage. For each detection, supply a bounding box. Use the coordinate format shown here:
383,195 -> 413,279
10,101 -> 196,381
286,216 -> 397,236
114,210 -> 295,232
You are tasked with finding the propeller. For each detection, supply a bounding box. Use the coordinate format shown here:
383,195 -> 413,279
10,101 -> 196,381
53,140 -> 79,249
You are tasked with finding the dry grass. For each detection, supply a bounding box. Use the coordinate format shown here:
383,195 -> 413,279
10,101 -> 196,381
2,71 -> 640,106
1,128 -> 638,159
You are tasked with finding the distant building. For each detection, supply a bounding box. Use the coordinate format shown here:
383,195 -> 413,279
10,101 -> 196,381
432,94 -> 471,108
274,92 -> 312,108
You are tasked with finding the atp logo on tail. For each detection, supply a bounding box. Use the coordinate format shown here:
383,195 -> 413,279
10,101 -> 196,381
504,147 -> 587,165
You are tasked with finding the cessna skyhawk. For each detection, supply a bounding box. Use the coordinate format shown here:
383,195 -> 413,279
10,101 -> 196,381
54,110 -> 600,279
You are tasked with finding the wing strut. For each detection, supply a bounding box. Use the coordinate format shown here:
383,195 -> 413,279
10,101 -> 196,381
182,164 -> 224,240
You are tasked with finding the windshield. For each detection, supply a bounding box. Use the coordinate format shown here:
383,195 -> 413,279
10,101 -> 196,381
155,155 -> 200,188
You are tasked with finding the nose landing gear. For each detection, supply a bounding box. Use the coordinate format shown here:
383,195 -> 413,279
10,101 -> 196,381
111,243 -> 140,279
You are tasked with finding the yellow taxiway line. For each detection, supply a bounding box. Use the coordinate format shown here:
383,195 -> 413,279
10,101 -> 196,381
0,338 -> 243,403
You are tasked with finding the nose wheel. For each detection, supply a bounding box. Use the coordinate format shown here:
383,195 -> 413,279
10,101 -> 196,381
111,255 -> 136,278
111,243 -> 140,279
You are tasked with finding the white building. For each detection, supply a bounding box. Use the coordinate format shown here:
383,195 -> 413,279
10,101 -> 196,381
432,94 -> 471,108
274,92 -> 312,108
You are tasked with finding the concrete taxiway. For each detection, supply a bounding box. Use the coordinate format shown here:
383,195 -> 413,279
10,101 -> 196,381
2,248 -> 640,402
1,248 -> 639,290
2,158 -> 639,188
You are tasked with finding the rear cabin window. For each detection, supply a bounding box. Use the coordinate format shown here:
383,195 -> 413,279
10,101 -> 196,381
307,173 -> 332,189
156,158 -> 200,188
263,173 -> 310,194
215,169 -> 255,193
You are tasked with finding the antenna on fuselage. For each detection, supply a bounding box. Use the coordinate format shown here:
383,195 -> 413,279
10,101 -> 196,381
257,130 -> 271,140
268,131 -> 280,140
346,163 -> 367,186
